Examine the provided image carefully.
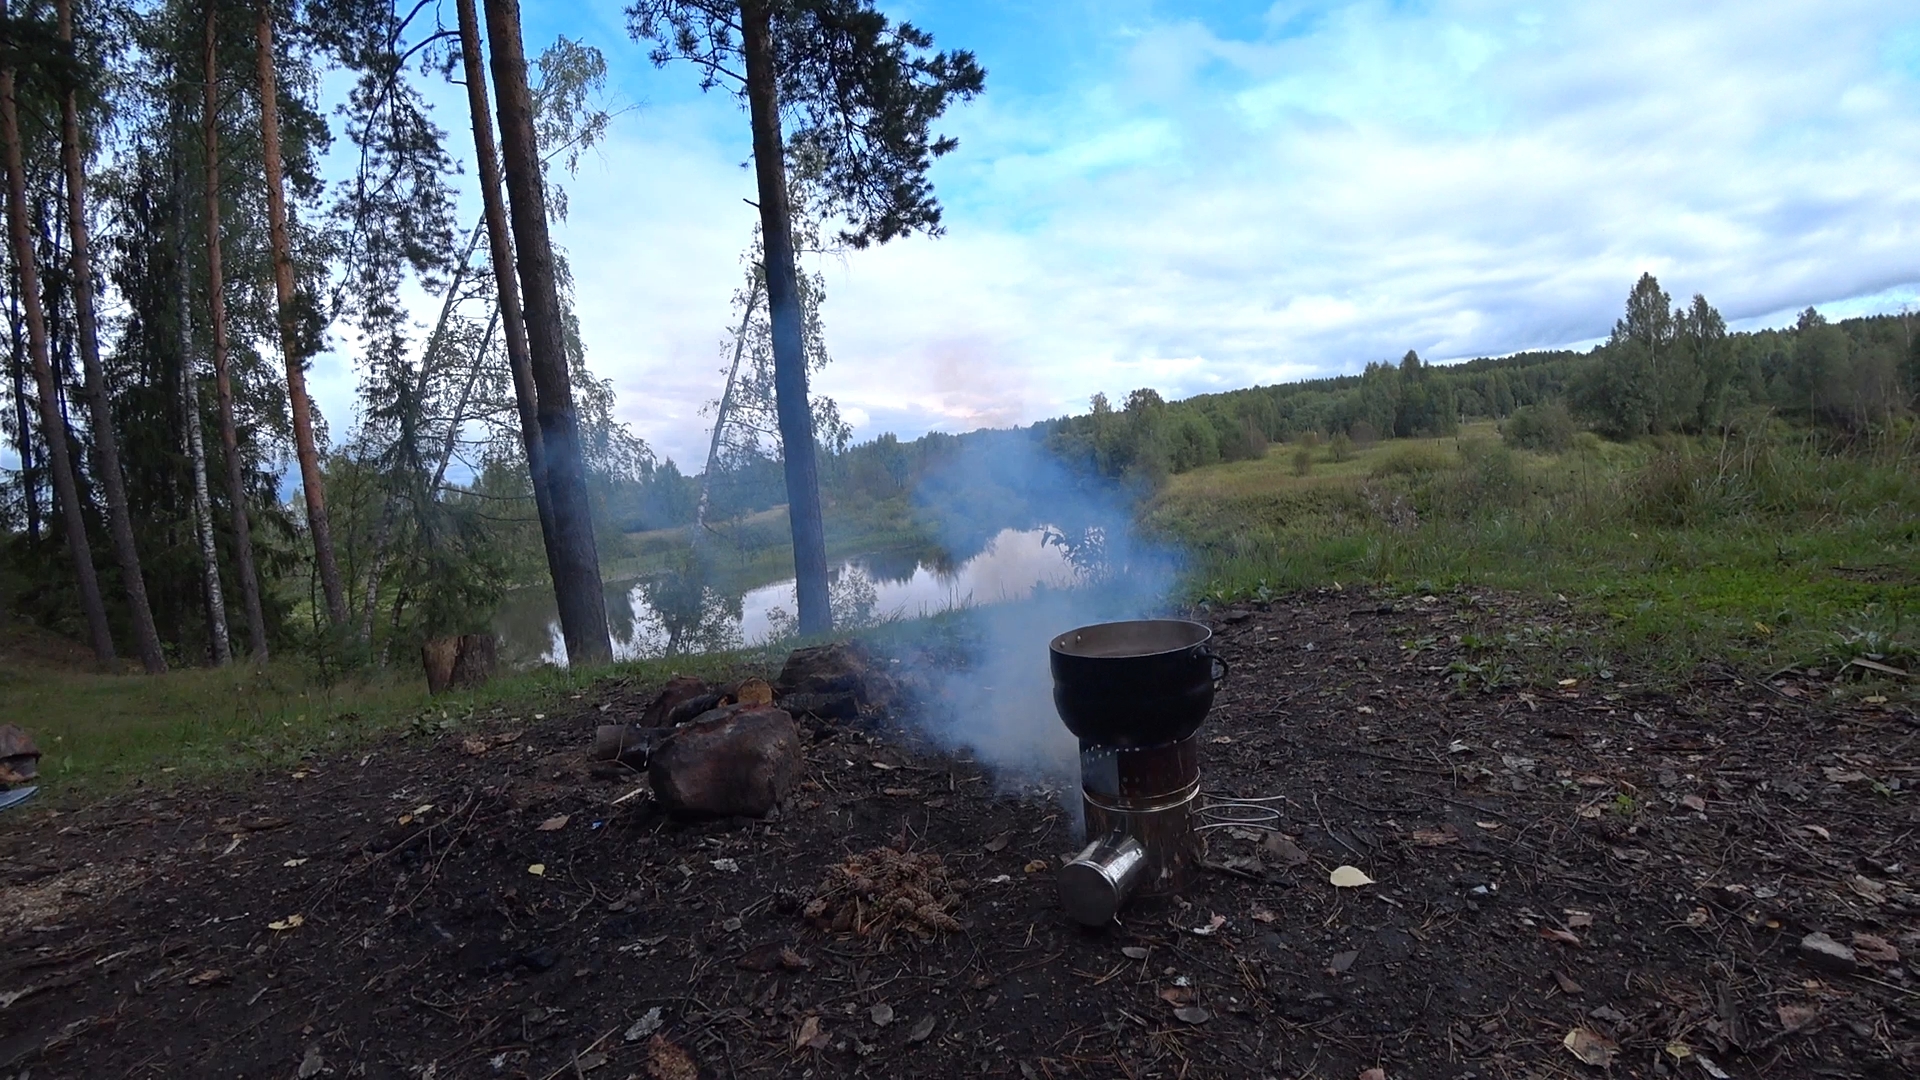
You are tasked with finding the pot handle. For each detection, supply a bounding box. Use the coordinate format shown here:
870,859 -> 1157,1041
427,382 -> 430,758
1198,645 -> 1229,686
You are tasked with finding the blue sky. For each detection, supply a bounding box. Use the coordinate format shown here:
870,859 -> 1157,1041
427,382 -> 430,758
298,0 -> 1920,468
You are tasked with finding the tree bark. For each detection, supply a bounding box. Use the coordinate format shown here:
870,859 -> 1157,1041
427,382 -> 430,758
1,47 -> 114,662
256,2 -> 347,630
479,0 -> 610,665
178,159 -> 230,666
455,0 -> 557,566
695,273 -> 761,544
59,0 -> 165,673
742,0 -> 831,635
206,0 -> 268,660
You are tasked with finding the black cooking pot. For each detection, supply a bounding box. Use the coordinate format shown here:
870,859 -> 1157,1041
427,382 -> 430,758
1049,619 -> 1228,747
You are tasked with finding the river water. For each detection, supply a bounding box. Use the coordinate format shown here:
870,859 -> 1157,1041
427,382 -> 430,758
492,527 -> 1078,667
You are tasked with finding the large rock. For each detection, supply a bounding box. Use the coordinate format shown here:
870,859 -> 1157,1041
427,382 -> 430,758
0,725 -> 39,784
648,705 -> 802,818
641,675 -> 714,727
775,640 -> 905,719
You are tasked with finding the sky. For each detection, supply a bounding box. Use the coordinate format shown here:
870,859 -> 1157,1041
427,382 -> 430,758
303,0 -> 1920,469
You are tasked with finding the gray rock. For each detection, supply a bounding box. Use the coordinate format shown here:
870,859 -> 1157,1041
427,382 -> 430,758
1798,932 -> 1858,974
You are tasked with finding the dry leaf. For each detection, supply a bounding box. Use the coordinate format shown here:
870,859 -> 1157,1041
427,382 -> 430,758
267,914 -> 305,931
869,1002 -> 894,1027
908,1015 -> 936,1042
881,787 -> 920,797
1191,914 -> 1227,936
1680,794 -> 1706,812
1023,859 -> 1049,873
1553,971 -> 1583,995
1776,1003 -> 1820,1033
646,1035 -> 697,1080
282,858 -> 308,868
1327,950 -> 1359,974
625,1007 -> 664,1042
1803,824 -> 1831,840
1263,834 -> 1311,866
1173,1006 -> 1210,1024
1563,1026 -> 1617,1067
188,969 -> 225,986
1541,927 -> 1582,946
1475,820 -> 1501,831
1852,932 -> 1900,965
537,814 -> 570,832
1410,827 -> 1459,847
1249,904 -> 1278,924
1159,986 -> 1196,1005
528,863 -> 546,877
794,1015 -> 826,1051
460,737 -> 491,756
1565,910 -> 1594,928
1359,1070 -> 1388,1080
983,835 -> 1009,852
1329,865 -> 1375,888
1121,946 -> 1149,959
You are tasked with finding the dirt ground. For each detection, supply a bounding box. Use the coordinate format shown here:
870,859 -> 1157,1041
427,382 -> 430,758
4,589 -> 1917,1080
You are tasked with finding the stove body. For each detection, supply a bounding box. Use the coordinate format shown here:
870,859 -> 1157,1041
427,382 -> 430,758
1049,620 -> 1225,926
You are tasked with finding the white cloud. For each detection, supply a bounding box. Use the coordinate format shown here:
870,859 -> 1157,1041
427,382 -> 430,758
304,0 -> 1920,465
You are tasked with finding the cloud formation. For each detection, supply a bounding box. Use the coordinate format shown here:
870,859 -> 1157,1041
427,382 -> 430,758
311,0 -> 1920,466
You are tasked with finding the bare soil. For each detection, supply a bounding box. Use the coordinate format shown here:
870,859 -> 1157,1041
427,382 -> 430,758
4,589 -> 1917,1080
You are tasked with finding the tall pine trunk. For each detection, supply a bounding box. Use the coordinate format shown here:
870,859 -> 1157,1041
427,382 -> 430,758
255,3 -> 346,630
742,0 -> 830,634
58,0 -> 165,673
178,160 -> 230,665
206,0 -> 268,660
1,44 -> 114,662
457,0 -> 557,573
480,0 -> 610,664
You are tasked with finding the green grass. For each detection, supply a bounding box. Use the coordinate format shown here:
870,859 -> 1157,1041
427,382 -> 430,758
1154,423 -> 1919,688
2,639 -> 780,803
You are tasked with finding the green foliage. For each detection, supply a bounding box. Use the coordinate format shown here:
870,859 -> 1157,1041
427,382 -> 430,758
1159,425 -> 1919,688
1291,446 -> 1313,477
1327,432 -> 1354,463
1502,401 -> 1575,452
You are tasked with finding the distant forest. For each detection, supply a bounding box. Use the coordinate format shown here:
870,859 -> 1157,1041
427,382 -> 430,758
609,274 -> 1920,535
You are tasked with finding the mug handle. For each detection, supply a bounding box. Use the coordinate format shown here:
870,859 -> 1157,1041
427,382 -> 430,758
1198,645 -> 1229,686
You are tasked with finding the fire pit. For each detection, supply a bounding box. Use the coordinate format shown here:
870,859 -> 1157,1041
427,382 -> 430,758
1050,619 -> 1227,925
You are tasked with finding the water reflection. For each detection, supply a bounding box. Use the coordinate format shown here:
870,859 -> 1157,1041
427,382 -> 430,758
493,527 -> 1078,667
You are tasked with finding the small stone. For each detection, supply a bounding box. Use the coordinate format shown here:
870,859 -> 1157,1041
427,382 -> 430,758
1798,932 -> 1858,974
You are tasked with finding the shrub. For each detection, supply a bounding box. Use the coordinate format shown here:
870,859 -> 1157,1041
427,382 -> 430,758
1370,443 -> 1450,478
1292,446 -> 1313,476
1502,401 -> 1576,452
1327,433 -> 1354,463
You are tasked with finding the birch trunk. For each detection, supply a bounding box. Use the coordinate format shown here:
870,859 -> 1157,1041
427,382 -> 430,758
206,0 -> 268,660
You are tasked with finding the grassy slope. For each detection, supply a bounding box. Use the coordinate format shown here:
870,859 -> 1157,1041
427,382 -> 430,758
1151,424 -> 1919,685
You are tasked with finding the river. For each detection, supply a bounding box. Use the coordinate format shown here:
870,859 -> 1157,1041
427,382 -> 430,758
491,527 -> 1078,667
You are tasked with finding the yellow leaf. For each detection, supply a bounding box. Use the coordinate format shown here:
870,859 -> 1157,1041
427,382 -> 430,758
1328,865 -> 1374,888
528,863 -> 547,877
267,914 -> 305,931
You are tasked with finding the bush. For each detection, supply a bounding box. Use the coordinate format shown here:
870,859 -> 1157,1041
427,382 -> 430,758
1292,446 -> 1313,476
1327,433 -> 1354,463
1370,443 -> 1450,478
1502,401 -> 1576,452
